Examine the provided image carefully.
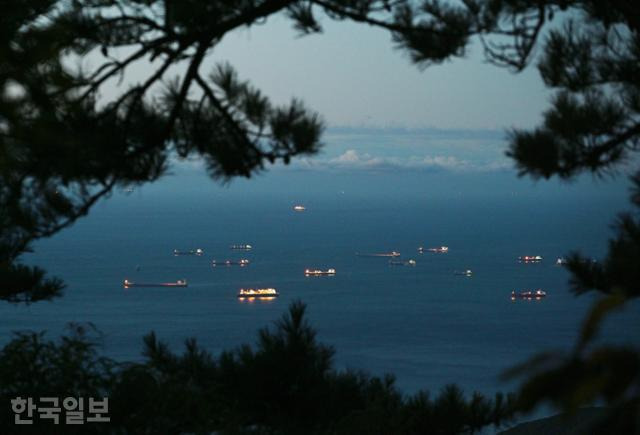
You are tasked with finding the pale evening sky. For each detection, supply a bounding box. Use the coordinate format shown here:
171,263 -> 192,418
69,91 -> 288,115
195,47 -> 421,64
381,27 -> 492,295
209,14 -> 551,130
98,12 -> 553,131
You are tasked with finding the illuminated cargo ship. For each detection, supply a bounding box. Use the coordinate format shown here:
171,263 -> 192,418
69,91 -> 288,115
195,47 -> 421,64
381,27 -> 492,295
518,255 -> 542,262
357,251 -> 400,257
423,246 -> 448,253
510,289 -> 546,300
237,288 -> 279,298
304,268 -> 336,276
230,244 -> 252,250
173,248 -> 203,256
389,259 -> 416,266
212,259 -> 250,266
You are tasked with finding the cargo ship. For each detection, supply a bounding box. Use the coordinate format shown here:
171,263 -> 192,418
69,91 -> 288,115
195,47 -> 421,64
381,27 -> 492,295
425,246 -> 448,253
389,259 -> 416,266
357,251 -> 401,257
237,288 -> 279,298
123,279 -> 187,288
510,289 -> 546,300
518,255 -> 542,262
173,248 -> 203,256
293,205 -> 306,211
212,259 -> 250,266
304,268 -> 336,276
230,244 -> 252,250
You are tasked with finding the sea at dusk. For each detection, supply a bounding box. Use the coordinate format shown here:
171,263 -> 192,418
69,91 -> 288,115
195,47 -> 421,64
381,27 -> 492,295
3,128 -> 638,397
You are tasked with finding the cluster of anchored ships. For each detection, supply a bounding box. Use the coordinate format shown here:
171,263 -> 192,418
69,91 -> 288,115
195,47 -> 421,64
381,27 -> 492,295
124,202 -> 572,300
123,241 -> 571,300
123,242 -> 339,299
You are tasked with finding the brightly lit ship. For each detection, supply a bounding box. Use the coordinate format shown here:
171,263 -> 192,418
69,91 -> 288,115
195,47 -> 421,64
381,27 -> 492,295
123,279 -> 187,288
212,259 -> 250,266
293,205 -> 306,211
237,288 -> 279,298
230,244 -> 252,250
304,268 -> 336,276
173,248 -> 203,256
357,251 -> 401,257
424,246 -> 448,253
510,289 -> 546,300
518,255 -> 542,262
389,260 -> 416,266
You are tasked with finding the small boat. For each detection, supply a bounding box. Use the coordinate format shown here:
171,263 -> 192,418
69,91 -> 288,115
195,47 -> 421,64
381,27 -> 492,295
518,255 -> 542,262
230,244 -> 252,250
511,289 -> 546,300
357,251 -> 401,257
304,268 -> 336,276
454,269 -> 473,276
174,248 -> 204,256
293,205 -> 306,211
237,288 -> 279,298
389,259 -> 416,266
123,279 -> 187,288
556,257 -> 567,265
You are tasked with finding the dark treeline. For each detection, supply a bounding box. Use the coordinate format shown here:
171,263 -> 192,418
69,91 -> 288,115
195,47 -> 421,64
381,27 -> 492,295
0,302 -> 515,434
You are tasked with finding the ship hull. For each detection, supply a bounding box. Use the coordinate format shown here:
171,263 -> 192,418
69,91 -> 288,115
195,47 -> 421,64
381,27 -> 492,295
237,294 -> 279,298
124,283 -> 187,288
357,253 -> 400,257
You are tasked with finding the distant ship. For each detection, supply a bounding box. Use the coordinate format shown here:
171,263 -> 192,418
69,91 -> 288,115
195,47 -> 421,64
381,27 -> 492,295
454,269 -> 473,276
518,255 -> 542,262
421,246 -> 448,253
511,289 -> 546,300
123,279 -> 187,288
212,259 -> 249,267
237,288 -> 279,298
357,251 -> 401,257
304,268 -> 336,276
230,244 -> 252,250
293,205 -> 306,211
389,259 -> 416,266
556,257 -> 597,265
174,248 -> 203,256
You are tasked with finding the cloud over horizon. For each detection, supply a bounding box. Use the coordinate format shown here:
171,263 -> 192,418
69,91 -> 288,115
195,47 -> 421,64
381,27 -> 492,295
294,149 -> 511,173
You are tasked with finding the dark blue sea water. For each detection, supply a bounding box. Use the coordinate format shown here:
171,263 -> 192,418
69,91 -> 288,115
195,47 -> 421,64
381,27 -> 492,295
2,167 -> 638,401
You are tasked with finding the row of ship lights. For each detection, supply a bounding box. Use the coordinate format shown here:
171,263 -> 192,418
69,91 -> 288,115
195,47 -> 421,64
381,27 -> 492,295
126,250 -> 564,302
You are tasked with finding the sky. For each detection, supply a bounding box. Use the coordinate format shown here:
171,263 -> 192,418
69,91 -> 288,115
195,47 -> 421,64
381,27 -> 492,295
100,10 -> 552,131
94,6 -> 633,200
209,13 -> 551,130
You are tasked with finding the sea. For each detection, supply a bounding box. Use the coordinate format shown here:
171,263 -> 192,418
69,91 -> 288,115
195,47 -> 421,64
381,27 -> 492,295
2,129 -> 639,411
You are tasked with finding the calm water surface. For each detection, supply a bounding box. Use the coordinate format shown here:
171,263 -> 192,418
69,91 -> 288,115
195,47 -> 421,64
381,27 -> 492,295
2,179 -> 638,396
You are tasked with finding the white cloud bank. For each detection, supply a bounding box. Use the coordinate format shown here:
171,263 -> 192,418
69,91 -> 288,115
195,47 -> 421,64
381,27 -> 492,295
295,149 -> 510,173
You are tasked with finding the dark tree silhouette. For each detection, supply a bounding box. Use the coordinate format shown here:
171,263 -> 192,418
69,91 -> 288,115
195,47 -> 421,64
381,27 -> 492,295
0,302 -> 515,433
2,0 -> 639,431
